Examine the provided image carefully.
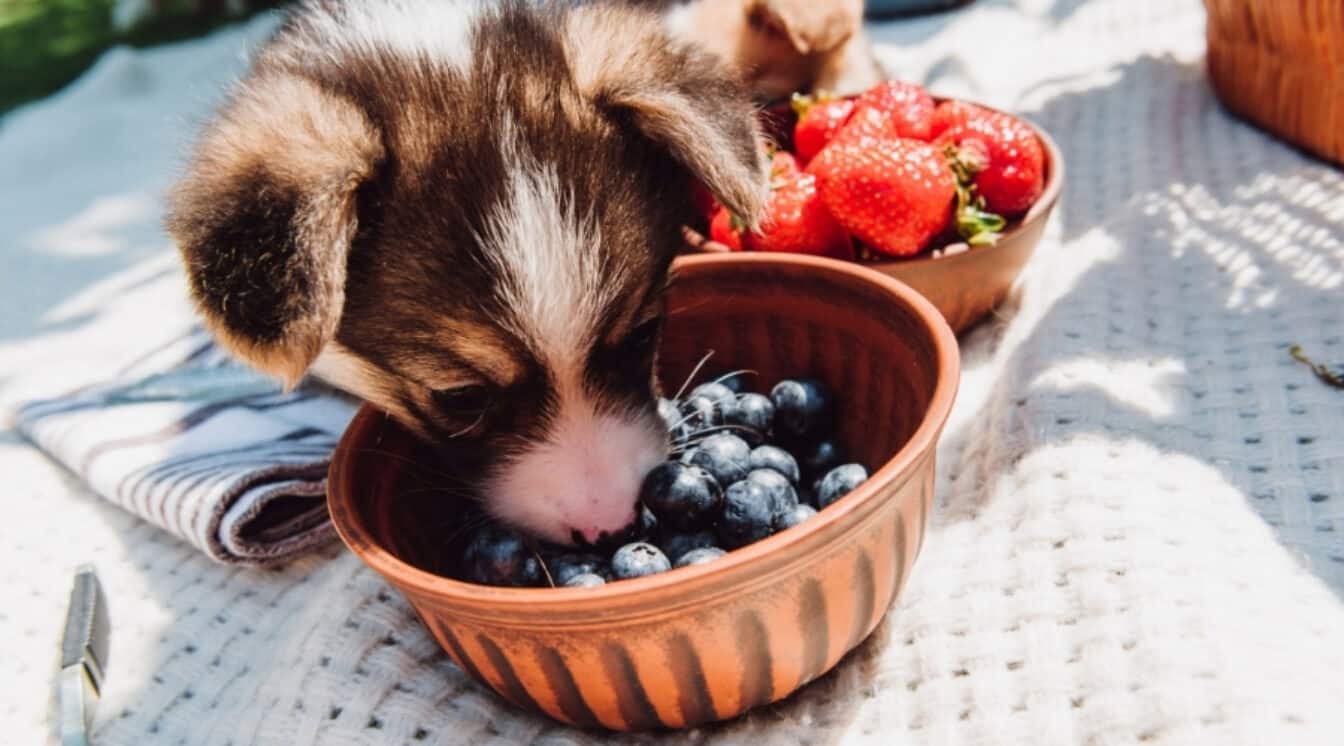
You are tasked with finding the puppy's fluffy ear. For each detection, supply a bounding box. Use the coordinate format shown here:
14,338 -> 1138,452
166,73 -> 383,388
747,0 -> 862,55
566,5 -> 770,227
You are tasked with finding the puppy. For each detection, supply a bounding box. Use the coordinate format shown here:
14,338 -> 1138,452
166,0 -> 769,546
663,0 -> 884,101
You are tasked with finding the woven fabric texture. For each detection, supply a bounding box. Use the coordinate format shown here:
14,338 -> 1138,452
2,1 -> 1342,744
15,326 -> 354,563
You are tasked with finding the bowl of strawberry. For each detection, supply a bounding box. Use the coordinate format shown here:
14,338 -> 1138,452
685,79 -> 1064,334
327,252 -> 959,731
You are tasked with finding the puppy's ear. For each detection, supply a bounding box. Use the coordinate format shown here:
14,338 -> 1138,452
566,5 -> 770,227
166,73 -> 383,388
747,0 -> 862,55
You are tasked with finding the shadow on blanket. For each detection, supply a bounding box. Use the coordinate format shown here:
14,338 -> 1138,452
933,54 -> 1344,595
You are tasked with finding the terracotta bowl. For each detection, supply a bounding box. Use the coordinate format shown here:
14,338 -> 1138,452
327,253 -> 960,731
685,100 -> 1065,334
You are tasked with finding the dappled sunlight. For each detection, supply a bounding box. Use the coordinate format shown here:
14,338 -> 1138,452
936,224 -> 1119,450
902,430 -> 1344,741
29,191 -> 159,257
1030,356 -> 1187,419
930,52 -> 1344,603
1154,178 -> 1344,310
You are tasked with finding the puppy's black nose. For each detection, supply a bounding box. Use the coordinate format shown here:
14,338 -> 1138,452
570,508 -> 647,549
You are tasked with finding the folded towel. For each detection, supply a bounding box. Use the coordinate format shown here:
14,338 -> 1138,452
16,327 -> 357,564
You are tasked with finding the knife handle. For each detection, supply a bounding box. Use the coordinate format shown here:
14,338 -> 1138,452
59,565 -> 109,746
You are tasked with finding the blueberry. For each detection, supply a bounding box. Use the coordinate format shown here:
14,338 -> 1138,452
689,433 -> 752,486
774,503 -> 817,530
635,504 -> 658,538
675,547 -> 727,568
658,397 -> 680,423
815,463 -> 869,509
461,527 -> 543,587
721,393 -> 774,445
749,445 -> 800,484
689,382 -> 736,406
716,372 -> 751,394
770,379 -> 835,441
610,542 -> 672,579
563,573 -> 607,588
680,395 -> 721,433
658,398 -> 688,442
796,439 -> 847,483
746,468 -> 799,520
640,462 -> 723,530
718,480 -> 776,549
657,529 -> 719,564
545,552 -> 609,586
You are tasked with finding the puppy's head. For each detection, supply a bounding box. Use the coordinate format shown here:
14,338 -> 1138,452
166,0 -> 768,546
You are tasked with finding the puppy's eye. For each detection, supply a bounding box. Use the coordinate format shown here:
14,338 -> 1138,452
624,319 -> 662,355
431,384 -> 493,416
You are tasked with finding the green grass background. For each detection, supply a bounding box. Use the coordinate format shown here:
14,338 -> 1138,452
0,0 -> 278,115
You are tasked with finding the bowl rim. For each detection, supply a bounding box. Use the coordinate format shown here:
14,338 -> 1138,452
327,253 -> 960,615
685,96 -> 1066,266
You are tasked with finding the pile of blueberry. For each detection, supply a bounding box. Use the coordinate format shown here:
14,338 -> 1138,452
454,375 -> 870,588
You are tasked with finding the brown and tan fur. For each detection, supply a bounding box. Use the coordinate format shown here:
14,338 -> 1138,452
166,0 -> 770,545
664,0 -> 884,101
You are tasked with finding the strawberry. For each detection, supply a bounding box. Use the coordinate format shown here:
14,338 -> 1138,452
709,206 -> 746,251
706,149 -> 807,253
808,137 -> 955,257
929,100 -> 991,139
836,80 -> 936,145
935,108 -> 1045,216
745,171 -> 852,258
690,180 -> 719,222
791,94 -> 856,164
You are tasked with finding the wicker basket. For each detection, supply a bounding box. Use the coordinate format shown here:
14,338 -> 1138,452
1205,0 -> 1344,165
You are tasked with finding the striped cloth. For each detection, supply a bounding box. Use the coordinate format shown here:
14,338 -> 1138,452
15,327 -> 357,564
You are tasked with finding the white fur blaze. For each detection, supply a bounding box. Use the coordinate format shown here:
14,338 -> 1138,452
478,126 -> 666,544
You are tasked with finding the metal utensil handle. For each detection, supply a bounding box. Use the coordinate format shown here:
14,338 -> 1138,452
59,565 -> 109,746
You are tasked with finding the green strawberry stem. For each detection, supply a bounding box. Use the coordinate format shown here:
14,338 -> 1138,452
790,92 -> 814,120
790,90 -> 838,120
945,143 -> 1005,246
956,182 -> 1006,246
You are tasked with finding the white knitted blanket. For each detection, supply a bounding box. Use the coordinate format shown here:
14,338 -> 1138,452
3,1 -> 1343,744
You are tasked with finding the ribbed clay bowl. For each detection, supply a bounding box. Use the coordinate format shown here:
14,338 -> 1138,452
684,100 -> 1065,335
327,253 -> 960,731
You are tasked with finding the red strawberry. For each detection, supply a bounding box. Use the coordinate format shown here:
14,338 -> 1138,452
935,109 -> 1045,216
808,137 -> 956,257
791,95 -> 856,164
929,100 -> 991,139
709,206 -> 746,251
837,80 -> 936,145
691,180 -> 718,221
745,171 -> 852,259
